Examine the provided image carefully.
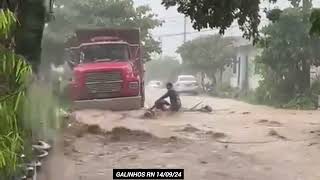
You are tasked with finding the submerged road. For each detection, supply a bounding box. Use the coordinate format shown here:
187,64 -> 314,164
39,87 -> 320,180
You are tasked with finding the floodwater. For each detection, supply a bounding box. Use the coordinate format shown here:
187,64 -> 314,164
38,88 -> 320,180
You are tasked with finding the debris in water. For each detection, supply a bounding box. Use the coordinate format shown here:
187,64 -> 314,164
168,136 -> 179,142
257,119 -> 282,127
199,105 -> 213,113
308,142 -> 318,146
200,160 -> 208,164
258,119 -> 269,123
184,104 -> 213,113
269,121 -> 282,126
106,127 -> 155,142
32,148 -> 49,159
206,131 -> 228,139
178,124 -> 200,133
32,140 -> 51,151
87,124 -> 102,134
212,132 -> 227,139
143,110 -> 156,119
130,155 -> 138,160
268,129 -> 287,140
189,101 -> 204,111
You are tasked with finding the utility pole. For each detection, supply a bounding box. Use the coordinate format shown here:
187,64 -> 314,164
183,16 -> 187,43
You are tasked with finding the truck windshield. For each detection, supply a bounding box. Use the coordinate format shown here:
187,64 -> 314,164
81,44 -> 129,63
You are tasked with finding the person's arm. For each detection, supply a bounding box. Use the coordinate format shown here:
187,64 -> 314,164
158,91 -> 169,101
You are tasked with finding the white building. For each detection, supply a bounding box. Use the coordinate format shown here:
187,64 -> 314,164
311,66 -> 320,83
229,37 -> 262,91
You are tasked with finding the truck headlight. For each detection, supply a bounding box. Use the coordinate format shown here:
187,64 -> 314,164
129,81 -> 139,89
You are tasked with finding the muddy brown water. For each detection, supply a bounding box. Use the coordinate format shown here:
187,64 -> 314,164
38,88 -> 320,180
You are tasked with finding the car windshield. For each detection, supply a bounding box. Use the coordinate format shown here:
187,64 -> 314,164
150,81 -> 160,85
81,44 -> 129,63
179,77 -> 196,81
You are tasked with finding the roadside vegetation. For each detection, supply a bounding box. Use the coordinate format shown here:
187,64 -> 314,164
145,56 -> 181,83
174,1 -> 320,110
1,0 -> 320,177
253,1 -> 320,109
0,9 -> 31,178
0,7 -> 61,179
42,0 -> 162,67
177,35 -> 236,86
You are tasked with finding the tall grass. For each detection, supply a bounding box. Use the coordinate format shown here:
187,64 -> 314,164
0,51 -> 32,178
0,8 -> 63,178
0,9 -> 16,39
0,9 -> 32,178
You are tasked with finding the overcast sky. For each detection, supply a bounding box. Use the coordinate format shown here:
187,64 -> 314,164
133,0 -> 320,59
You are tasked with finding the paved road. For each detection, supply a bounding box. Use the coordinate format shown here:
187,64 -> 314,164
39,88 -> 320,180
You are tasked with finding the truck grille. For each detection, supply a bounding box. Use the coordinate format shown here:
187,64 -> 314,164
85,72 -> 122,82
85,72 -> 122,98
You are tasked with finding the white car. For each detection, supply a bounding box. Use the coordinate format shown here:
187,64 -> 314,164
147,80 -> 162,88
174,75 -> 200,94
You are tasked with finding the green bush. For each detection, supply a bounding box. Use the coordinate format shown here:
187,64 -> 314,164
0,9 -> 34,178
0,51 -> 32,178
311,80 -> 320,95
211,83 -> 240,98
283,95 -> 316,110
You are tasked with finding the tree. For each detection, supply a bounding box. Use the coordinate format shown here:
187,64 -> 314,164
177,35 -> 235,85
0,9 -> 33,178
145,56 -> 181,82
310,8 -> 320,35
1,0 -> 51,73
43,0 -> 162,65
162,0 -> 278,43
256,7 -> 320,104
14,0 -> 47,73
162,0 -> 320,42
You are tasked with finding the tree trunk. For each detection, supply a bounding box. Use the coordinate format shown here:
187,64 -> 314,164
15,0 -> 46,73
201,72 -> 205,91
302,60 -> 311,93
219,67 -> 223,84
210,71 -> 217,86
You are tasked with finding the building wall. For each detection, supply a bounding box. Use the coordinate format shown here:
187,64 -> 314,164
311,66 -> 320,83
230,45 -> 261,91
215,66 -> 233,85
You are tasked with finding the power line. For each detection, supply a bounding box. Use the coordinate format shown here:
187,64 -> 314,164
155,29 -> 216,38
155,24 -> 240,38
154,18 -> 271,38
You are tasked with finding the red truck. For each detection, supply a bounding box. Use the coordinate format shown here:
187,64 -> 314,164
65,28 -> 145,110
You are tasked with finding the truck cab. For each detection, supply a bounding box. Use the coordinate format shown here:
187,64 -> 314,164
65,29 -> 145,110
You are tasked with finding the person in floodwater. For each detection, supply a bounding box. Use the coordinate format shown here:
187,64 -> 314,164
155,82 -> 181,112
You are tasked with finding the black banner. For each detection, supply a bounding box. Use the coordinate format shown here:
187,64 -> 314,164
113,169 -> 184,179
